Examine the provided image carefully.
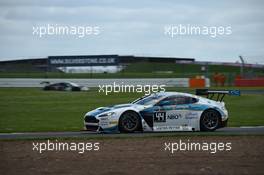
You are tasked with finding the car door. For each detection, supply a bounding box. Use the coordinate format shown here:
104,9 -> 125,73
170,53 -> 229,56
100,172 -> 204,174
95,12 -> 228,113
152,95 -> 195,131
63,83 -> 72,91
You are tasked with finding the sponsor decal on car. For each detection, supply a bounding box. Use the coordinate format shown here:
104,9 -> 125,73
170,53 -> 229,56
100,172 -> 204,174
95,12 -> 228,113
185,112 -> 198,119
154,125 -> 181,131
109,120 -> 118,125
167,113 -> 182,120
153,125 -> 193,131
99,117 -> 110,127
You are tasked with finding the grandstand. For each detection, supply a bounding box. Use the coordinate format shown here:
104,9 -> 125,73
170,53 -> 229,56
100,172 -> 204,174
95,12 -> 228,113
0,55 -> 195,73
0,55 -> 263,84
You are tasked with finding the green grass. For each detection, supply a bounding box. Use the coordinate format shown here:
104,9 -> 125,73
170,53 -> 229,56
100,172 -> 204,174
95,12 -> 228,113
124,62 -> 259,73
0,87 -> 263,133
0,88 -> 137,132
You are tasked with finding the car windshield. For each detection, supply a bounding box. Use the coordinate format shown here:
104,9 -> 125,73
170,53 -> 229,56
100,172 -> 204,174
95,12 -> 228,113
132,94 -> 165,106
68,82 -> 79,87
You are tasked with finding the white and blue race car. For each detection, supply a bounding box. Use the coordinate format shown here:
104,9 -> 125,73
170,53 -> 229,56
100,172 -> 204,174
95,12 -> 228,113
83,89 -> 240,133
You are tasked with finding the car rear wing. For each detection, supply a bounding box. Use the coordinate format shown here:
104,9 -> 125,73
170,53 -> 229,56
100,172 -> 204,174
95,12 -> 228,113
195,89 -> 240,102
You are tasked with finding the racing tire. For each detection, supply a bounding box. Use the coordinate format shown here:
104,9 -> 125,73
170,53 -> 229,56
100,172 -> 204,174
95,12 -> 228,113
119,111 -> 141,133
200,109 -> 221,131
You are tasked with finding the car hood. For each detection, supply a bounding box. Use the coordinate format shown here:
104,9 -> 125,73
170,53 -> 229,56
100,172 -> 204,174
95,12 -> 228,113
86,103 -> 147,116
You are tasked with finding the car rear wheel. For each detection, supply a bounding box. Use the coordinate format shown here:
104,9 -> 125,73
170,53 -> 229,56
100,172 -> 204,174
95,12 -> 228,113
200,109 -> 220,131
119,111 -> 140,133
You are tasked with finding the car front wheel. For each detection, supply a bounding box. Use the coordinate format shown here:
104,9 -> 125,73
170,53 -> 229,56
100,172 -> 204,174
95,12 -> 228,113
119,111 -> 141,133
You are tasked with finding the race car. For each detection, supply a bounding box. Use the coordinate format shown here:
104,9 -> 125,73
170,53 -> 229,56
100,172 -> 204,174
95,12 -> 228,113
43,82 -> 88,91
83,89 -> 240,133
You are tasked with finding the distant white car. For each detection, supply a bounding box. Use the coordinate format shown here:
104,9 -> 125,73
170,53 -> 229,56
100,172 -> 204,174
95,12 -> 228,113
83,89 -> 240,133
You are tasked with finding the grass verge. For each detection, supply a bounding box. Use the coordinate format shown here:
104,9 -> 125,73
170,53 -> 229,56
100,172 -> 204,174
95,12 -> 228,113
0,87 -> 263,132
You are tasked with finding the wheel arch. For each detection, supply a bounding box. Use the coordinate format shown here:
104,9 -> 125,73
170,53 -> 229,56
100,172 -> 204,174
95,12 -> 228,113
201,108 -> 222,117
118,110 -> 142,131
200,108 -> 222,131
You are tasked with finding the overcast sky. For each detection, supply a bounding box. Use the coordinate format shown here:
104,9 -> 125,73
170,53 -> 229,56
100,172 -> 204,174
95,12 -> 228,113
0,0 -> 263,64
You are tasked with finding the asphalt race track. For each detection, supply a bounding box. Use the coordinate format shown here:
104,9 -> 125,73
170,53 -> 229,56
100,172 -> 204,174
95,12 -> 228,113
0,126 -> 264,139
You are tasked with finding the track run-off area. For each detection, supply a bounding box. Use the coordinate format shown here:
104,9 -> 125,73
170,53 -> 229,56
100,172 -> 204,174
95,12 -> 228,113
0,126 -> 264,139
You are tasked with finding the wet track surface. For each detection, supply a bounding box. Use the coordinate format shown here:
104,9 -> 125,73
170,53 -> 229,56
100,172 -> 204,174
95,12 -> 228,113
0,126 -> 264,139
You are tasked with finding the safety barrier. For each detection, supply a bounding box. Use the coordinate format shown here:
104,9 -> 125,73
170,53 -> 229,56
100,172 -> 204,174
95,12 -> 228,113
234,78 -> 264,87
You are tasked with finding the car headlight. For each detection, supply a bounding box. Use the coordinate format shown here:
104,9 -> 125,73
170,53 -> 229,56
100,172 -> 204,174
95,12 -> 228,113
98,112 -> 116,118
